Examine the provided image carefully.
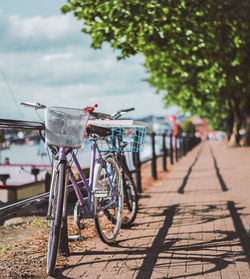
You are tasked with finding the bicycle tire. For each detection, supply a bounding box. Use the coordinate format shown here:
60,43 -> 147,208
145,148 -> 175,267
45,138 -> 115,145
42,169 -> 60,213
94,154 -> 123,244
121,169 -> 138,228
47,161 -> 66,276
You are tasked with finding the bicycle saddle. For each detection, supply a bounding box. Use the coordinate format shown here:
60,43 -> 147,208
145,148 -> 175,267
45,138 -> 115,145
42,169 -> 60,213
86,125 -> 112,137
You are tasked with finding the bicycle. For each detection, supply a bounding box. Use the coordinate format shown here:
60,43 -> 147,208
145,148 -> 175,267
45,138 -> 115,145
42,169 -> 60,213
21,102 -> 123,276
88,108 -> 147,227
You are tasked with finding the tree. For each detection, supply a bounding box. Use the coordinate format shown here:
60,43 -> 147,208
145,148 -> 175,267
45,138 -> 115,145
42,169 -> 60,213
182,119 -> 196,136
62,0 -> 250,145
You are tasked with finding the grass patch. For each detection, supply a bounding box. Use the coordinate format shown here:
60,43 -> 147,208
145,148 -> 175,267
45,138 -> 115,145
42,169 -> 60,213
33,216 -> 47,227
0,245 -> 10,254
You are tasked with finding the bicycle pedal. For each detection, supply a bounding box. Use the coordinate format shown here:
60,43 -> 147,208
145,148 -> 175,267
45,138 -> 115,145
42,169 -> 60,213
68,235 -> 82,242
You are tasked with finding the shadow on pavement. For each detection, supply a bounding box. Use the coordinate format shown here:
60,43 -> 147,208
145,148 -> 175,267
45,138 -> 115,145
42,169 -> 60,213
135,204 -> 178,279
228,200 -> 250,266
54,203 -> 250,279
209,145 -> 228,192
177,146 -> 203,194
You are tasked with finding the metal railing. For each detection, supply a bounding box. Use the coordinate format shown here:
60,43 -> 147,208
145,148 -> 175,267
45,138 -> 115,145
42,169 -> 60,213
0,132 -> 201,254
0,134 -> 200,219
131,133 -> 201,192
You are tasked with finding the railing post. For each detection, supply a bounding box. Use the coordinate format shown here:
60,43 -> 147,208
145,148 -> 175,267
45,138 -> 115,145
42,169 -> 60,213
180,137 -> 183,158
178,137 -> 182,159
45,171 -> 51,192
151,132 -> 157,179
189,137 -> 192,151
183,137 -> 186,156
162,133 -> 167,171
170,134 -> 174,165
175,135 -> 179,162
133,152 -> 142,193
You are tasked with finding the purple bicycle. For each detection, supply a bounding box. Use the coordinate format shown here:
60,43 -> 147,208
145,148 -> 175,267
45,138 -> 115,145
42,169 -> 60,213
21,102 -> 123,276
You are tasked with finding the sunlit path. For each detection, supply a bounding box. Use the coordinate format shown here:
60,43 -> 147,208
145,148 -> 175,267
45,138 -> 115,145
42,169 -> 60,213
55,141 -> 250,279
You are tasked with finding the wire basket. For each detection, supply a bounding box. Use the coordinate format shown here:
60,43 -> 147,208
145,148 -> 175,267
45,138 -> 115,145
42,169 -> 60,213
45,106 -> 89,148
112,126 -> 147,152
83,126 -> 147,152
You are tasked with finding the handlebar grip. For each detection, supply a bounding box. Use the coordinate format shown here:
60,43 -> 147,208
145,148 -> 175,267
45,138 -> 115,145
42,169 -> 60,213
20,102 -> 46,109
121,107 -> 135,113
20,102 -> 38,108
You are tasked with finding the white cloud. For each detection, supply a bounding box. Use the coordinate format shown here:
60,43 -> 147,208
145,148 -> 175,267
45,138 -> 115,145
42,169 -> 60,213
43,53 -> 72,61
1,81 -> 170,121
0,11 -> 88,52
0,9 -> 177,121
10,14 -> 80,40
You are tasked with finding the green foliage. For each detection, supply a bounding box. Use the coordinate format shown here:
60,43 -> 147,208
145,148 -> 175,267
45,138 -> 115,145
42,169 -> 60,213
182,120 -> 196,136
33,216 -> 47,227
62,0 -> 250,141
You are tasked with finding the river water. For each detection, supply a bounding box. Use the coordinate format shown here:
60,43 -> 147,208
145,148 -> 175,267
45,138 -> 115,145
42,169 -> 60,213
0,136 -> 159,168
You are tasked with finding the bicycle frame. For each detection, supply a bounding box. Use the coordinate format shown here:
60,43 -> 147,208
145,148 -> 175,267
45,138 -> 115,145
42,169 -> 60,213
48,140 -> 118,220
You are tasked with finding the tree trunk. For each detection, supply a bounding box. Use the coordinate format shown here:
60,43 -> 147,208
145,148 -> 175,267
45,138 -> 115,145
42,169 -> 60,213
229,107 -> 242,146
244,114 -> 250,146
225,113 -> 234,141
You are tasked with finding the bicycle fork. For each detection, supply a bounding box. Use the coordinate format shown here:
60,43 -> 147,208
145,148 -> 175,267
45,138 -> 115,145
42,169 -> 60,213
47,159 -> 68,226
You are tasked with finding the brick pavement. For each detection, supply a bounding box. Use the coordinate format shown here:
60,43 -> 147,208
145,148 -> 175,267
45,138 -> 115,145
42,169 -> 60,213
54,141 -> 250,279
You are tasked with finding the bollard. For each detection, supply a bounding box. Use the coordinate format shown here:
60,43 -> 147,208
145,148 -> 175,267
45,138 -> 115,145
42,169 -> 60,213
180,137 -> 184,158
178,137 -> 182,159
183,137 -> 186,156
133,151 -> 142,193
45,171 -> 51,192
151,132 -> 157,179
162,133 -> 167,171
175,135 -> 179,162
170,134 -> 174,165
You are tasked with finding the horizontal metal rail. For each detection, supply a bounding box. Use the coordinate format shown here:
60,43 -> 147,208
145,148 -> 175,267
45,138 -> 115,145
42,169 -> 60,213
130,154 -> 163,173
0,157 -> 157,219
0,183 -> 78,220
0,134 -> 200,221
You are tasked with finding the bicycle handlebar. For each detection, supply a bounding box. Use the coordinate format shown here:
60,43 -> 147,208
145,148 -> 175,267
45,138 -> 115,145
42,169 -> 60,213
20,102 -> 46,109
90,107 -> 135,120
21,101 -> 133,121
21,102 -> 99,114
120,108 -> 135,113
111,107 -> 135,120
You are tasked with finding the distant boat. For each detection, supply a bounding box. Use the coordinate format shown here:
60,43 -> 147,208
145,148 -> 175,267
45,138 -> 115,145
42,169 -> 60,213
0,163 -> 50,203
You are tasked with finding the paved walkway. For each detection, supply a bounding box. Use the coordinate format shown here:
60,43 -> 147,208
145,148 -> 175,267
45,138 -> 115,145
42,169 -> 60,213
56,141 -> 250,279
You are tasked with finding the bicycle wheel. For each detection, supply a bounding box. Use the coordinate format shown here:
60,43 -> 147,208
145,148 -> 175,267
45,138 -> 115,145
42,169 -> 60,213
47,161 -> 66,276
121,169 -> 138,228
94,154 -> 123,244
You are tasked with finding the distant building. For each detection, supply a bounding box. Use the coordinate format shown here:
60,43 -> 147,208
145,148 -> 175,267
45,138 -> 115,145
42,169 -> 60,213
136,114 -> 185,135
190,117 -> 210,139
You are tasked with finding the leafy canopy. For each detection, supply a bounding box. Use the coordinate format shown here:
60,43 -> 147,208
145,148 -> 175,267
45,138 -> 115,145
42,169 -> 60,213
62,0 -> 250,131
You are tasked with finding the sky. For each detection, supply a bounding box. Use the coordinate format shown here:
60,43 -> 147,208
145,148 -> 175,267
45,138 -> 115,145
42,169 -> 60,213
0,0 -> 179,121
